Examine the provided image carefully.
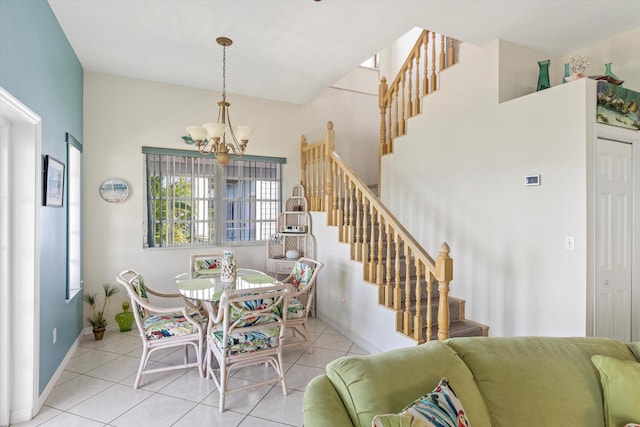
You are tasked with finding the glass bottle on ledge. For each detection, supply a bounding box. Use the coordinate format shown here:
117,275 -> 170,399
537,59 -> 551,91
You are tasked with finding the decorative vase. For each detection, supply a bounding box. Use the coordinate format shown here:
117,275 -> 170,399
604,62 -> 620,81
115,301 -> 135,332
93,327 -> 105,340
537,59 -> 550,91
220,250 -> 237,283
562,63 -> 570,83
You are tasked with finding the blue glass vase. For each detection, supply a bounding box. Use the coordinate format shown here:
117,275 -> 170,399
563,63 -> 570,83
537,59 -> 551,91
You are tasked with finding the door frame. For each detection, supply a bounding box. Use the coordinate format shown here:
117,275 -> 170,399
0,87 -> 41,425
590,123 -> 640,341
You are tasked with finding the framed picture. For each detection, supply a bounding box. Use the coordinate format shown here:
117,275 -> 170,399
98,178 -> 129,203
44,155 -> 65,207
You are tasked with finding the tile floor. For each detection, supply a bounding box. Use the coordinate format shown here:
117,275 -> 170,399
12,318 -> 367,427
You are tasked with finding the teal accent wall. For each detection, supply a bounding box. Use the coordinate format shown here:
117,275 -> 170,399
0,0 -> 84,393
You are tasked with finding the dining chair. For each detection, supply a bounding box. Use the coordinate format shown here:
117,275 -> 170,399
190,253 -> 223,278
206,283 -> 293,412
116,268 -> 204,388
281,257 -> 324,353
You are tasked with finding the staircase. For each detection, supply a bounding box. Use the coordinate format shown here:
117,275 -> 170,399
300,121 -> 488,343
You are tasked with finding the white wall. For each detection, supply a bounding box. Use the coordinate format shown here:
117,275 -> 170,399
83,72 -> 302,323
381,40 -> 591,337
83,71 -> 380,328
311,212 -> 415,353
298,86 -> 379,186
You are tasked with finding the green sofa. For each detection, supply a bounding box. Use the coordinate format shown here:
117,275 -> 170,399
303,336 -> 640,427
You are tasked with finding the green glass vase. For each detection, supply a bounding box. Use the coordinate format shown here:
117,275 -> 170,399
537,59 -> 550,91
604,62 -> 620,81
115,302 -> 134,332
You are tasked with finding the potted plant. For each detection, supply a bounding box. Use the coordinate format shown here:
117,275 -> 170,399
83,283 -> 119,340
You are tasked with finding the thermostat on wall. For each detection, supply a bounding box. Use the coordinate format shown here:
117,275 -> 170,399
525,175 -> 541,186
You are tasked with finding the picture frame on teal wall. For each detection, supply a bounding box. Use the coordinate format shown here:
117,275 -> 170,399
44,155 -> 65,207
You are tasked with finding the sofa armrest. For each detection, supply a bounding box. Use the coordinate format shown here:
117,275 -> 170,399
303,375 -> 354,427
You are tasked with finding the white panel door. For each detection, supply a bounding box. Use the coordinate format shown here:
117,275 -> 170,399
595,138 -> 632,342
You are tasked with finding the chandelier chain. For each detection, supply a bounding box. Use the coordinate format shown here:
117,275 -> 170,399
222,44 -> 227,98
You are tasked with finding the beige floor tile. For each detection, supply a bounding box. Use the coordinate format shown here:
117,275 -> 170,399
44,375 -> 112,411
66,383 -> 152,424
171,403 -> 246,426
109,393 -> 195,427
249,386 -> 305,426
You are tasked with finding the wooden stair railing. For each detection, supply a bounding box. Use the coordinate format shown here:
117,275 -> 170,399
378,29 -> 458,193
301,121 -> 453,342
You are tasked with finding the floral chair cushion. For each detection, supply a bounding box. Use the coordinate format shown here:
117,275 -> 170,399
292,262 -> 314,290
228,296 -> 282,327
143,308 -> 202,340
131,275 -> 149,318
286,297 -> 306,319
372,377 -> 470,427
211,326 -> 280,356
194,258 -> 221,277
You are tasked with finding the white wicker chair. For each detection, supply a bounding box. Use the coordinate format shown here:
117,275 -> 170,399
116,269 -> 204,388
281,257 -> 324,353
206,283 -> 293,412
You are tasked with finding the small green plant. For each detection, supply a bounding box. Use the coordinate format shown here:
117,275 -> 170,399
83,283 -> 119,329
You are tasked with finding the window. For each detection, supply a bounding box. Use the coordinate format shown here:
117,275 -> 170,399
67,133 -> 82,300
143,147 -> 284,248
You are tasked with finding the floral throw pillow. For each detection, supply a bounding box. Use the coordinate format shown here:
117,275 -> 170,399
372,377 -> 470,427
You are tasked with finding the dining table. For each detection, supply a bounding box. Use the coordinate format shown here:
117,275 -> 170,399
175,268 -> 281,304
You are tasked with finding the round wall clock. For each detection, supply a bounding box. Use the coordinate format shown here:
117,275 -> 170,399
99,178 -> 129,203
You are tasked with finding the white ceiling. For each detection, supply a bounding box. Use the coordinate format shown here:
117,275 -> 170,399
48,0 -> 640,105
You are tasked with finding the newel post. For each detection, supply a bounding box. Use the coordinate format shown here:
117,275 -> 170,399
436,242 -> 453,340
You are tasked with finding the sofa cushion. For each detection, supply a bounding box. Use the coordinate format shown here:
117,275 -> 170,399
447,336 -> 639,427
372,377 -> 470,427
325,340 -> 492,427
591,355 -> 640,427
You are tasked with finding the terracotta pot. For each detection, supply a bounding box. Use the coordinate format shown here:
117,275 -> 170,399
93,327 -> 106,340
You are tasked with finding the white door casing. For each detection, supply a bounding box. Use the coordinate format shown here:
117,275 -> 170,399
595,137 -> 633,342
0,87 -> 41,425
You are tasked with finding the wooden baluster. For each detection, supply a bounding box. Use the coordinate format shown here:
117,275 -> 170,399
426,270 -> 434,341
328,159 -> 337,226
448,37 -> 455,67
393,89 -> 399,138
384,223 -> 393,307
377,213 -> 385,297
300,135 -> 307,189
335,167 -> 343,230
436,243 -> 453,341
413,259 -> 424,342
400,73 -> 406,135
403,245 -> 412,335
314,146 -> 320,211
353,189 -> 362,261
387,92 -> 393,153
431,32 -> 437,93
370,206 -> 378,284
407,60 -> 413,118
379,77 -> 388,154
423,30 -> 430,96
414,38 -> 421,115
347,180 -> 355,247
393,233 -> 401,311
339,172 -> 348,241
439,33 -> 445,72
361,197 -> 369,270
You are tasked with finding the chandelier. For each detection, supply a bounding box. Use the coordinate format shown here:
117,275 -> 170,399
182,37 -> 254,166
